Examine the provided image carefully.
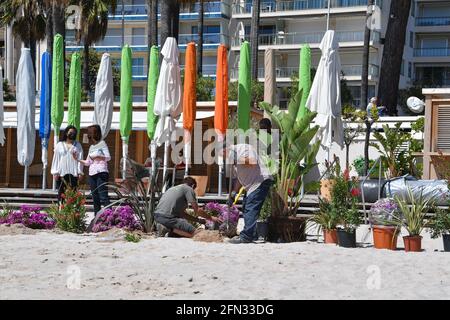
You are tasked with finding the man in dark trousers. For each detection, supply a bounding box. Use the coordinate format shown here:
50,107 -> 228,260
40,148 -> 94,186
154,177 -> 221,238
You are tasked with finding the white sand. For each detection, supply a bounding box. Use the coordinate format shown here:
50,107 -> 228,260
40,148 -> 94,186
1,224 -> 450,300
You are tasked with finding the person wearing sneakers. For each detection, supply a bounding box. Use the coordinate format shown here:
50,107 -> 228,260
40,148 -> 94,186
222,142 -> 273,244
154,177 -> 222,238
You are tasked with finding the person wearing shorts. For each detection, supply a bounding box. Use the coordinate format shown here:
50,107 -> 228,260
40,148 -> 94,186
154,177 -> 221,238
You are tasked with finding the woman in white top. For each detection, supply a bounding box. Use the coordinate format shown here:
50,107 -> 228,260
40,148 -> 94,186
51,125 -> 84,202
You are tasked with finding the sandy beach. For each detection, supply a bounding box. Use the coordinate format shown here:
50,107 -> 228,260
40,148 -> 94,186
1,224 -> 450,300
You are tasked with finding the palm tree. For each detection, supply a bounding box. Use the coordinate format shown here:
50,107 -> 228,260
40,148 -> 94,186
76,0 -> 117,97
147,0 -> 158,48
377,0 -> 412,115
52,0 -> 68,42
160,0 -> 180,50
250,0 -> 261,80
0,0 -> 47,72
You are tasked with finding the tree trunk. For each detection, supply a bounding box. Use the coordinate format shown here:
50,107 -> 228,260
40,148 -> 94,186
46,4 -> 54,55
361,0 -> 374,110
148,0 -> 158,47
53,2 -> 66,72
250,0 -> 261,80
377,0 -> 412,116
197,0 -> 204,76
83,42 -> 90,98
160,0 -> 179,50
364,120 -> 371,175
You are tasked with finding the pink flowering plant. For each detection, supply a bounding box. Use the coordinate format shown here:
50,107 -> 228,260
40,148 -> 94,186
0,205 -> 56,230
369,198 -> 398,226
204,202 -> 240,236
92,205 -> 142,233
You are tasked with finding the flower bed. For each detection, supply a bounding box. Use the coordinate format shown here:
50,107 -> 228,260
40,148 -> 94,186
0,205 -> 56,230
92,206 -> 142,233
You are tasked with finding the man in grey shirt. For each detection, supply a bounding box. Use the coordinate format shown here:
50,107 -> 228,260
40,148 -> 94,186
154,177 -> 221,238
222,143 -> 273,243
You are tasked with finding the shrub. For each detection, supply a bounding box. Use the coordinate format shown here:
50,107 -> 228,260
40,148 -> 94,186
92,205 -> 142,233
48,188 -> 87,233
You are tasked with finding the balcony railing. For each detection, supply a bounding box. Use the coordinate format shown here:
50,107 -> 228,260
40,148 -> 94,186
180,64 -> 217,76
233,0 -> 370,14
230,64 -> 379,79
415,16 -> 450,27
341,64 -> 379,77
414,78 -> 450,87
108,2 -> 227,17
414,47 -> 450,57
232,30 -> 379,47
67,34 -> 225,48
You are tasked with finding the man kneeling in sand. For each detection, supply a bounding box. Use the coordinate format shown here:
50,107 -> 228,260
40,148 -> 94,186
154,177 -> 222,238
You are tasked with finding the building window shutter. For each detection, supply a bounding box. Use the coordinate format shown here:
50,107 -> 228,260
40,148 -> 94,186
437,106 -> 450,151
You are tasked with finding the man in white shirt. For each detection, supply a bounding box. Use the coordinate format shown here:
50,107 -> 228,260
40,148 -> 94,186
222,142 -> 273,244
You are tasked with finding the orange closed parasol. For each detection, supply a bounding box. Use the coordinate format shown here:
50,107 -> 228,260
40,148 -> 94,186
182,42 -> 197,176
214,44 -> 228,137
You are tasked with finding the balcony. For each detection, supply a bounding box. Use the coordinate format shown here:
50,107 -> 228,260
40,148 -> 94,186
416,16 -> 450,26
180,64 -> 218,77
233,0 -> 370,15
108,2 -> 228,21
231,30 -> 380,48
66,34 -> 226,52
230,64 -> 379,80
414,47 -> 450,57
414,77 -> 450,88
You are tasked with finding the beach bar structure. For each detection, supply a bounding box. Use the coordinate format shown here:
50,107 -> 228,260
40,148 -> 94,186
0,101 -> 263,191
423,88 -> 450,180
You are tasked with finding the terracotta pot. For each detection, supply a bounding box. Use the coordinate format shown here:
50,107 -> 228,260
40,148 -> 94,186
373,225 -> 398,250
320,179 -> 335,202
323,229 -> 338,244
403,235 -> 422,252
190,176 -> 208,197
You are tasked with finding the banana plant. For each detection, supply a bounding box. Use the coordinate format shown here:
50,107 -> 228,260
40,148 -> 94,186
260,90 -> 321,217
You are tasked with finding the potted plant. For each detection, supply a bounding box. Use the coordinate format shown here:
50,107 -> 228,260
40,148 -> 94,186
320,157 -> 338,202
260,90 -> 321,242
331,165 -> 361,248
427,207 -> 450,252
392,187 -> 434,252
369,198 -> 399,250
308,198 -> 339,244
257,195 -> 271,240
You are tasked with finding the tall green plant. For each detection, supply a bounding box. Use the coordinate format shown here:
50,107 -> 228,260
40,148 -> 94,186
370,122 -> 411,178
260,90 -> 320,217
392,187 -> 434,236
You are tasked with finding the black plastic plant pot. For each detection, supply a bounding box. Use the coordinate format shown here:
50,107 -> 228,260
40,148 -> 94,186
337,229 -> 357,248
443,234 -> 450,252
257,221 -> 269,240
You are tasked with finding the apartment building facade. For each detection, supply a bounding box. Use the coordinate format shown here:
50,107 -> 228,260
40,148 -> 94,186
1,0 -> 449,106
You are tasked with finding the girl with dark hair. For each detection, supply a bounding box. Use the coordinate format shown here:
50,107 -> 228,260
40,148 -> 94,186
76,125 -> 111,215
51,125 -> 84,202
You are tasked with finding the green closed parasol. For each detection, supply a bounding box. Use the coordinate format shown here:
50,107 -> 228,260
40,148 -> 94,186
68,52 -> 81,134
147,45 -> 159,141
51,34 -> 64,190
237,41 -> 251,131
120,45 -> 133,178
297,44 -> 311,121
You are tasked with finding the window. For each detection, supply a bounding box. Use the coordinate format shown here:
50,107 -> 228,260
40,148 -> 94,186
133,87 -> 145,102
400,60 -> 405,76
191,25 -> 220,34
408,62 -> 412,78
132,58 -> 145,76
410,32 -> 414,48
132,28 -> 145,46
411,0 -> 415,17
97,28 -> 122,46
